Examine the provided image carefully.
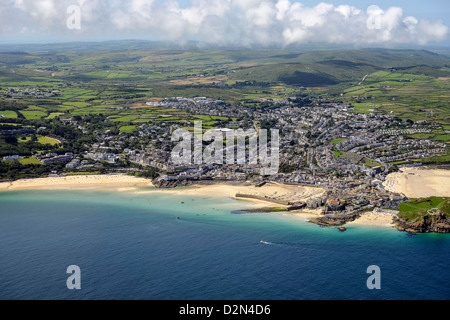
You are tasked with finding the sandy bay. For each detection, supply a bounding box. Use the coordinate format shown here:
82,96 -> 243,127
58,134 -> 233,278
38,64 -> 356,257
1,167 -> 448,228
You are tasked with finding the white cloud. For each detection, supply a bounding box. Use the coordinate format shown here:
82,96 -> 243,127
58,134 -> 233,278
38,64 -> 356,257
14,0 -> 26,10
335,5 -> 360,20
276,0 -> 291,21
1,0 -> 448,46
416,19 -> 449,45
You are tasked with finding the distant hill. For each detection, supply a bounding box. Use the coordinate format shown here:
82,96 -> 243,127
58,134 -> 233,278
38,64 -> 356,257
0,40 -> 203,53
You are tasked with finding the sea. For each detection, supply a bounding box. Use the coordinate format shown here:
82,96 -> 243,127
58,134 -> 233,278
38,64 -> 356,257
0,188 -> 449,300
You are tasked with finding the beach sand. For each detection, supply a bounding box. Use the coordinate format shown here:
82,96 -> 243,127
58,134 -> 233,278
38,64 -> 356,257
346,210 -> 396,228
287,208 -> 396,228
0,175 -> 153,192
288,208 -> 324,221
149,182 -> 326,203
383,167 -> 450,198
0,175 -> 325,202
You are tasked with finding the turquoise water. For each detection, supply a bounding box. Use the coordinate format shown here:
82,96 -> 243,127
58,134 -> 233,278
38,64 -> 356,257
0,190 -> 449,300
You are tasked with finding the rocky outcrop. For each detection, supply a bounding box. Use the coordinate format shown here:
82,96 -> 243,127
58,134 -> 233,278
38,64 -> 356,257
153,179 -> 197,188
393,211 -> 450,234
309,213 -> 360,227
153,178 -> 252,189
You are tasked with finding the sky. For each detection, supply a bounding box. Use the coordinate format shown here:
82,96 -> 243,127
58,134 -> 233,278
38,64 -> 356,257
0,0 -> 449,47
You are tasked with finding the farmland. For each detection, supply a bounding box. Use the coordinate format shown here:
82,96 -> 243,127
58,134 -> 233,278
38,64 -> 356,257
0,46 -> 448,127
0,110 -> 18,118
0,43 -> 449,172
343,69 -> 450,127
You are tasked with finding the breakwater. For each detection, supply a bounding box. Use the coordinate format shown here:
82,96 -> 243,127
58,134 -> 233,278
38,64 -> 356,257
235,193 -> 291,206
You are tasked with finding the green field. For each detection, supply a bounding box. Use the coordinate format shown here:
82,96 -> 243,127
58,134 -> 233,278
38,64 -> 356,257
18,157 -> 43,165
332,150 -> 383,168
38,136 -> 61,145
398,197 -> 450,222
119,125 -> 138,133
46,112 -> 65,120
0,111 -> 18,119
19,135 -> 61,146
332,150 -> 343,158
363,158 -> 383,168
331,138 -> 346,144
20,110 -> 48,120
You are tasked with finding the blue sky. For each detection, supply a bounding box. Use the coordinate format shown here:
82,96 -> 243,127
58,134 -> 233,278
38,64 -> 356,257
1,0 -> 449,46
298,0 -> 446,20
174,0 -> 449,22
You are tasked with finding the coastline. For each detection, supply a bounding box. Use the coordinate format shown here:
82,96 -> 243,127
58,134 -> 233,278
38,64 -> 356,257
0,174 -> 395,228
0,175 -> 326,204
1,167 -> 446,229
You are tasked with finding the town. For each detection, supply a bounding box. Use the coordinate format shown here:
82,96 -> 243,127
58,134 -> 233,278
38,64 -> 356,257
1,95 -> 447,224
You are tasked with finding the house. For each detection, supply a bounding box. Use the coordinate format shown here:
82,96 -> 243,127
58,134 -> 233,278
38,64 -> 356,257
66,159 -> 81,169
326,199 -> 346,212
42,155 -> 72,165
390,193 -> 406,201
3,155 -> 21,161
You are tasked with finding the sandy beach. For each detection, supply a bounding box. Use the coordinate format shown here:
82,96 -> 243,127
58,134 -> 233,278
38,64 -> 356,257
286,208 -> 396,228
0,175 -> 153,192
148,182 -> 326,203
346,210 -> 396,228
288,208 -> 324,220
0,175 -> 325,201
383,167 -> 450,198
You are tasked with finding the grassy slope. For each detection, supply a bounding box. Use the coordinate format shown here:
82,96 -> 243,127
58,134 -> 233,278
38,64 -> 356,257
398,197 -> 450,222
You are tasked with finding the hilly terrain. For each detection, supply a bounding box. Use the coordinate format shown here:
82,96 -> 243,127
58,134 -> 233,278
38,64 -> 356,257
0,42 -> 449,131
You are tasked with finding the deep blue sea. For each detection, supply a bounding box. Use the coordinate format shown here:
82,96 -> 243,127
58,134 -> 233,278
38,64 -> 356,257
0,189 -> 449,300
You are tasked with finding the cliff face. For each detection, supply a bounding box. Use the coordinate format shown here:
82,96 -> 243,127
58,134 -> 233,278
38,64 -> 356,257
394,212 -> 450,234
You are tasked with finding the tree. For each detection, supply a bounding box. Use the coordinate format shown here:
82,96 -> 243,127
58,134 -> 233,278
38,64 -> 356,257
139,167 -> 159,179
279,163 -> 298,174
5,136 -> 18,145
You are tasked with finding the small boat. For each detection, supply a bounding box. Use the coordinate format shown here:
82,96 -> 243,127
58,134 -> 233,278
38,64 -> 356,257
260,240 -> 270,245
